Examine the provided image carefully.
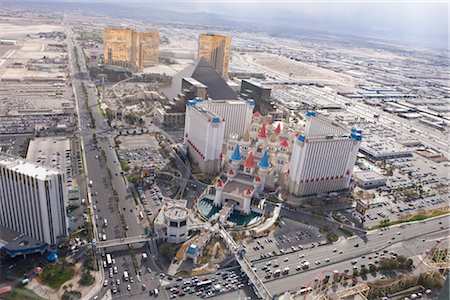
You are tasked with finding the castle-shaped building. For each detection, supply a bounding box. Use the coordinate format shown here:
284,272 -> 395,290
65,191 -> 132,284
209,111 -> 362,214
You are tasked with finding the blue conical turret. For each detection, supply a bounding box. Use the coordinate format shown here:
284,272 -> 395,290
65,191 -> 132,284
231,144 -> 241,161
258,150 -> 270,168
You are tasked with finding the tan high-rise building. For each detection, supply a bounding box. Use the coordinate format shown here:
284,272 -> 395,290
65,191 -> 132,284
198,34 -> 231,78
104,28 -> 159,71
137,30 -> 159,70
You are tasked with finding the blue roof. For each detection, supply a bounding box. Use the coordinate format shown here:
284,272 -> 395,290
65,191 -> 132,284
351,128 -> 357,133
259,150 -> 270,168
298,134 -> 305,142
187,245 -> 199,255
47,252 -> 58,261
306,111 -> 316,117
212,117 -> 221,123
186,100 -> 196,107
247,99 -> 255,106
351,133 -> 363,141
231,144 -> 241,161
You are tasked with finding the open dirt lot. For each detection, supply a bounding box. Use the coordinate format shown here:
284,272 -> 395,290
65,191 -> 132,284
246,52 -> 364,87
0,18 -> 63,40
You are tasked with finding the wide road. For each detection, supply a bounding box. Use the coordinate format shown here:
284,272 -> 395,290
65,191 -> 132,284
251,215 -> 449,296
66,23 -> 153,299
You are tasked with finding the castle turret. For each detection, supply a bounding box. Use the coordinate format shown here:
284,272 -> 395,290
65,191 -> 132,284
230,143 -> 241,172
253,176 -> 262,194
275,123 -> 282,135
257,150 -> 271,192
242,188 -> 253,215
214,179 -> 224,207
243,151 -> 257,175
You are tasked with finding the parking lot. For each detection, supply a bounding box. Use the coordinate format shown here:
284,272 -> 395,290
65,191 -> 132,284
244,218 -> 325,261
117,134 -> 169,170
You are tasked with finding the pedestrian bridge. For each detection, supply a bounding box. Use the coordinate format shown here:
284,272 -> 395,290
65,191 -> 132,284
219,227 -> 272,300
96,235 -> 150,249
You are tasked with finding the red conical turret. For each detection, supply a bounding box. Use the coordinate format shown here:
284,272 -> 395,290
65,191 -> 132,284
258,124 -> 267,138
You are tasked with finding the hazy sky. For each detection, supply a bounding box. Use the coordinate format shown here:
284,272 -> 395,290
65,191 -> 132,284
9,1 -> 449,48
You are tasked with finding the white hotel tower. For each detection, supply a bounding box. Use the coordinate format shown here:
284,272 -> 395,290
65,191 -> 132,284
184,98 -> 255,174
0,154 -> 68,245
184,99 -> 225,174
287,112 -> 361,196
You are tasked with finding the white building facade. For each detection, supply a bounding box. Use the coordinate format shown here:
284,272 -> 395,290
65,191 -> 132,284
196,99 -> 254,139
184,99 -> 225,174
287,112 -> 361,196
0,155 -> 68,245
164,206 -> 188,244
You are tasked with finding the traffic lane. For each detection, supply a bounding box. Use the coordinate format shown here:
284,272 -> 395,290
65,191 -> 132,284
265,231 -> 450,295
258,227 -> 449,286
85,142 -> 124,239
101,249 -> 138,298
253,216 -> 449,280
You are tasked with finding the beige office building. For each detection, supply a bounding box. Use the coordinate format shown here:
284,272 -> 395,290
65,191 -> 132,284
198,34 -> 231,78
104,28 -> 159,71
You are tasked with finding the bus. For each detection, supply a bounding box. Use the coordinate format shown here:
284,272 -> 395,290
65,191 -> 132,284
299,287 -> 312,295
106,254 -> 112,265
196,280 -> 212,288
123,271 -> 129,281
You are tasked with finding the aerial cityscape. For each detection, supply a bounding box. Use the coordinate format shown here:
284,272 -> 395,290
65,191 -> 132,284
0,1 -> 448,300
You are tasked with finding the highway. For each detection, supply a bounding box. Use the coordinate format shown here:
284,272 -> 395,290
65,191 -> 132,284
249,215 -> 449,296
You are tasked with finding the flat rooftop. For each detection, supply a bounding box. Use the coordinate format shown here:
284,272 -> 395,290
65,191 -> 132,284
0,153 -> 61,180
223,179 -> 253,195
165,206 -> 188,220
353,170 -> 385,182
0,225 -> 47,254
26,137 -> 71,171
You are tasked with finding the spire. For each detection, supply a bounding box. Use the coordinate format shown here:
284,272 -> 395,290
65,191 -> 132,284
243,128 -> 250,142
270,132 -> 277,143
275,123 -> 281,134
259,150 -> 270,168
280,139 -> 289,147
253,111 -> 261,118
231,144 -> 241,161
258,124 -> 267,138
244,152 -> 256,168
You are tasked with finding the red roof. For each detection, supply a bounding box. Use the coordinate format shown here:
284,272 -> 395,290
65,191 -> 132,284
244,152 -> 257,168
253,111 -> 261,117
254,176 -> 261,182
0,286 -> 12,295
258,124 -> 267,138
245,189 -> 253,195
268,118 -> 273,125
217,180 -> 223,187
280,139 -> 289,147
228,169 -> 234,175
275,123 -> 282,134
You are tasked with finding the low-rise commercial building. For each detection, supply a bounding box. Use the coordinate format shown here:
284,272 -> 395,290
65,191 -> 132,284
353,170 -> 387,189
